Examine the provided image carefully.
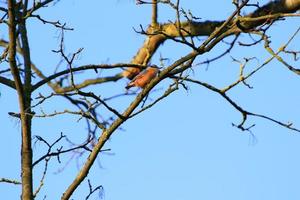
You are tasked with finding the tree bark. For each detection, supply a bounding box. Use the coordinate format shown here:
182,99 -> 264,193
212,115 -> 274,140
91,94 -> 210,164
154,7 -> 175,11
7,1 -> 33,199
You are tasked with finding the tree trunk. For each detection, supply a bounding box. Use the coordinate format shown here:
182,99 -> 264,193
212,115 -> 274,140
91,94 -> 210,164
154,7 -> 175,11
7,0 -> 33,199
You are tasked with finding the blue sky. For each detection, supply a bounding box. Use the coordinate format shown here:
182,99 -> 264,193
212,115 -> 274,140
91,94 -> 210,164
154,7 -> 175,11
1,0 -> 300,199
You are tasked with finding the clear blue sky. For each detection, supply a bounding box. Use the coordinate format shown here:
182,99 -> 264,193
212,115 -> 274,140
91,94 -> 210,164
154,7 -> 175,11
1,0 -> 300,199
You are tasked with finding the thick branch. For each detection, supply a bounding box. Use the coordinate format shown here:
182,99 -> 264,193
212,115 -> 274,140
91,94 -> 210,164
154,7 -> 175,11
152,0 -> 158,25
242,0 -> 300,29
124,0 -> 300,79
0,76 -> 15,89
123,20 -> 222,79
19,14 -> 32,104
8,0 -> 33,200
7,1 -> 23,94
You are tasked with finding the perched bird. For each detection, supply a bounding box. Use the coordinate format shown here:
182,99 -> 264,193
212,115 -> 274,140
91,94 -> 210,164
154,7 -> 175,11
125,66 -> 159,89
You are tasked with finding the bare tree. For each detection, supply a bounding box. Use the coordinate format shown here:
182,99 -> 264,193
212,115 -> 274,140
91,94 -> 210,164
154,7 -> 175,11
0,0 -> 299,199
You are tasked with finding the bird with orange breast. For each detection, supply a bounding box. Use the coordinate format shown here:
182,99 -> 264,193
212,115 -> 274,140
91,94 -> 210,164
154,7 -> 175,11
125,66 -> 159,89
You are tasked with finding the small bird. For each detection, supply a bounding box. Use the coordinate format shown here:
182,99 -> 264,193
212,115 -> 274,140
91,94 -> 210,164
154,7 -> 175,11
125,66 -> 159,89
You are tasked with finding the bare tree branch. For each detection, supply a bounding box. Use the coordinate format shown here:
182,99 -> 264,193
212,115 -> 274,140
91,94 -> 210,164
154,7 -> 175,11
7,0 -> 34,199
0,178 -> 21,185
0,76 -> 15,89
